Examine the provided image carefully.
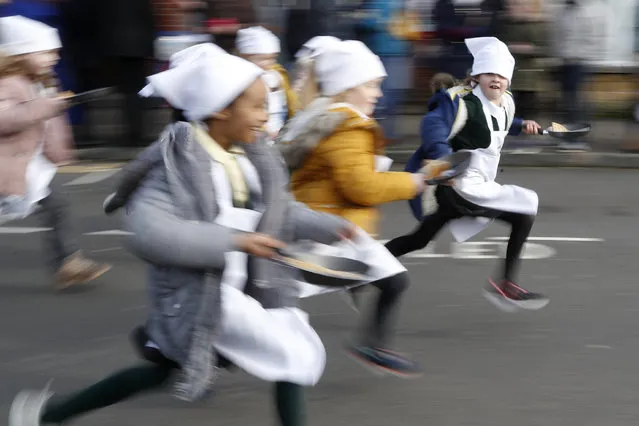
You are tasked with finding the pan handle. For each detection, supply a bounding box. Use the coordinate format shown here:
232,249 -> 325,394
537,128 -> 548,136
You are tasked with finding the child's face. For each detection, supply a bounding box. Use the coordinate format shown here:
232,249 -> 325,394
342,78 -> 383,117
245,53 -> 278,70
476,73 -> 508,103
24,49 -> 60,76
225,78 -> 269,143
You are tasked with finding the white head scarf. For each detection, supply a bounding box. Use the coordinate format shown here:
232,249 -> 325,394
236,26 -> 280,55
466,37 -> 515,83
139,43 -> 264,121
295,35 -> 341,59
314,40 -> 386,96
0,15 -> 61,56
168,42 -> 226,69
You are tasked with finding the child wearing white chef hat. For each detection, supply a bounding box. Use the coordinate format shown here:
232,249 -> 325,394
10,42 -> 355,426
387,37 -> 549,312
235,26 -> 297,137
0,15 -> 111,289
276,39 -> 430,377
290,35 -> 341,109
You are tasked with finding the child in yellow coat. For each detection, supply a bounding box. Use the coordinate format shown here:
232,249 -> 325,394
235,26 -> 297,138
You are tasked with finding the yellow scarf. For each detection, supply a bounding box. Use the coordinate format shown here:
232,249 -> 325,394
192,124 -> 249,207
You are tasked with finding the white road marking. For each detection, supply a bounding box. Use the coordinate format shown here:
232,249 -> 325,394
0,227 -> 52,233
84,230 -> 133,236
0,228 -> 601,261
486,237 -> 604,242
585,344 -> 613,349
90,247 -> 122,253
63,169 -> 120,186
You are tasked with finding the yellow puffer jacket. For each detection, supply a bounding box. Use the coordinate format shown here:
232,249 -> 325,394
289,104 -> 417,236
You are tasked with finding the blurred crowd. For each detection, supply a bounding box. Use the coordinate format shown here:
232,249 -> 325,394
0,0 -> 637,148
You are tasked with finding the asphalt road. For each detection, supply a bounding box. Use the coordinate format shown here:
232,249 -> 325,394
0,166 -> 636,426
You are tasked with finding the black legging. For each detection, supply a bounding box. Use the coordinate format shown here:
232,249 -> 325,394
39,329 -> 306,426
385,187 -> 535,283
356,272 -> 409,348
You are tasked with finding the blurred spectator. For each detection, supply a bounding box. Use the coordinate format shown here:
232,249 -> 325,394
94,0 -> 156,147
284,0 -> 335,66
552,0 -> 602,150
206,0 -> 257,52
499,0 -> 550,121
59,0 -> 101,144
480,0 -> 506,37
354,0 -> 416,144
431,0 -> 484,79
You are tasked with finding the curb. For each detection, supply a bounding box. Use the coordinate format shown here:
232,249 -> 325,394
385,149 -> 639,168
75,147 -> 639,169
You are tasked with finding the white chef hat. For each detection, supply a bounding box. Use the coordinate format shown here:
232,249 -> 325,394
295,35 -> 341,59
465,37 -> 515,83
139,43 -> 264,122
236,26 -> 280,55
314,40 -> 386,96
168,42 -> 226,69
0,15 -> 61,56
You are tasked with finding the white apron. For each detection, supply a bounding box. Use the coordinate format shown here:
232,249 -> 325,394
448,92 -> 538,242
294,154 -> 407,298
0,120 -> 57,224
264,71 -> 287,136
210,156 -> 326,386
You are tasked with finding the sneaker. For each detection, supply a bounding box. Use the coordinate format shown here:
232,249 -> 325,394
347,345 -> 421,378
55,251 -> 112,290
9,382 -> 53,426
484,279 -> 549,312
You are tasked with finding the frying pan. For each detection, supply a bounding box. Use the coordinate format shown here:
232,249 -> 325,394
420,151 -> 472,185
537,122 -> 591,141
274,247 -> 371,288
66,87 -> 115,106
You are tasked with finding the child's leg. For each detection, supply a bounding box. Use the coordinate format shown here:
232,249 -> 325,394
37,189 -> 79,271
484,212 -> 548,311
37,188 -> 111,288
274,382 -> 305,426
493,212 -> 535,284
360,272 -> 409,349
349,272 -> 420,377
384,209 -> 452,258
10,363 -> 176,426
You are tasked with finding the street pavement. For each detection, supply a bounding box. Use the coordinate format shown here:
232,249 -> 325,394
0,165 -> 637,426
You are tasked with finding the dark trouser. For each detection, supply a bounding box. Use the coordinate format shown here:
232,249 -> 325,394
108,56 -> 149,146
513,91 -> 538,121
385,186 -> 535,283
355,272 -> 409,348
559,62 -> 587,124
41,364 -> 305,426
40,327 -> 306,426
37,189 -> 79,271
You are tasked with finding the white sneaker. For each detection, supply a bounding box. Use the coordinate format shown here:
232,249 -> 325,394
9,382 -> 53,426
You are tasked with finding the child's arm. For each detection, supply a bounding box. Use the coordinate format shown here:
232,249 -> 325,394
104,142 -> 163,215
509,118 -> 541,136
124,165 -> 241,270
419,98 -> 455,160
0,77 -> 64,135
324,129 -> 423,206
288,202 -> 351,245
405,91 -> 457,221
